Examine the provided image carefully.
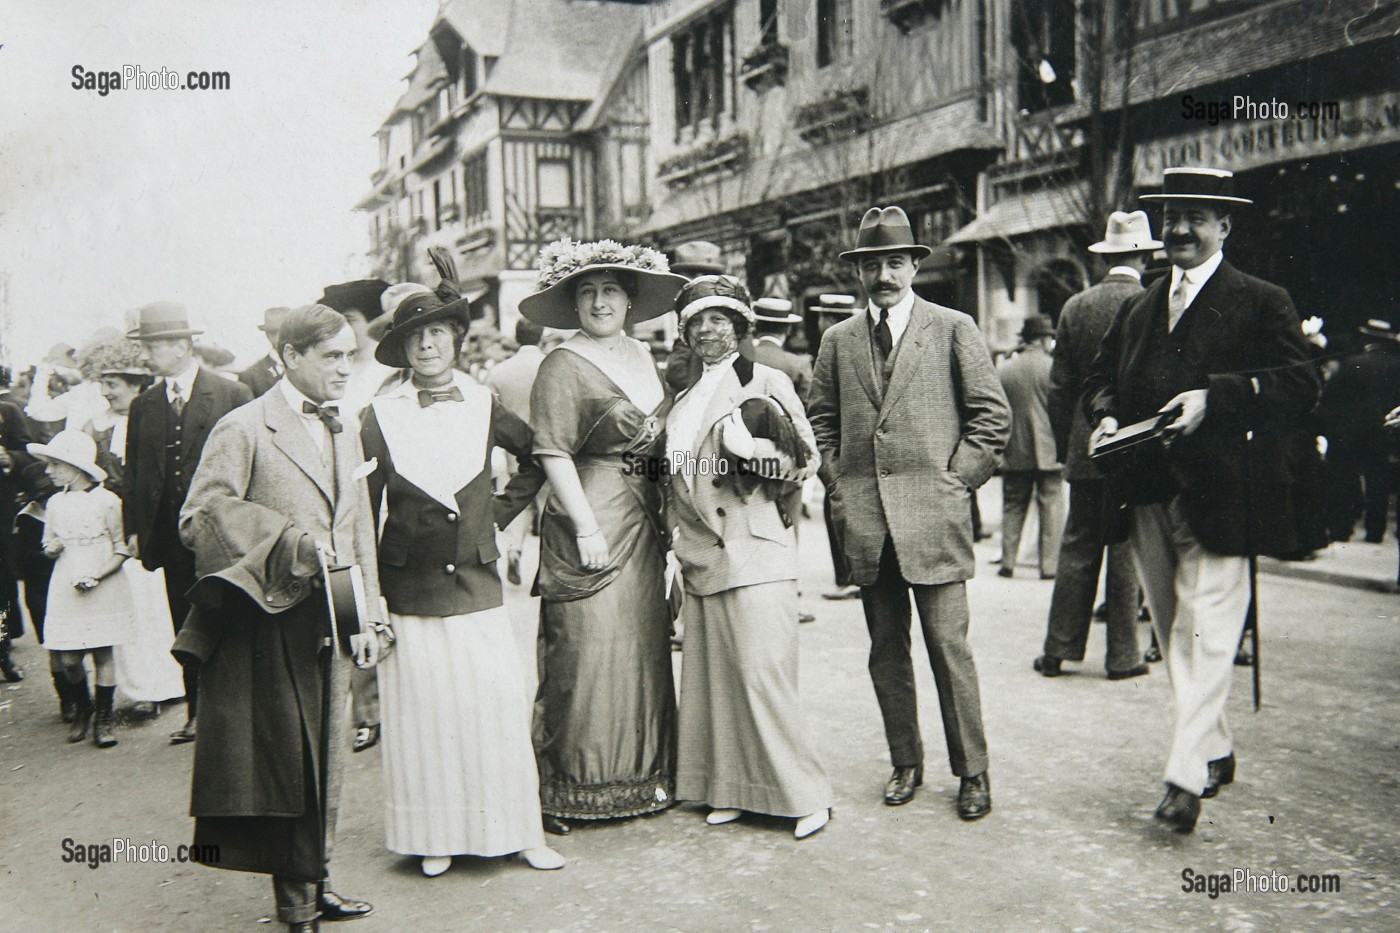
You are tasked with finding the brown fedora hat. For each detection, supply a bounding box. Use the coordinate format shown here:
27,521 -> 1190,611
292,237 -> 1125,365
839,207 -> 932,262
127,302 -> 203,340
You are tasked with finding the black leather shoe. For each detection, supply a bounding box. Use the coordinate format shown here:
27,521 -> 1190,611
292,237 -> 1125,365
996,567 -> 1014,578
797,611 -> 816,624
884,765 -> 922,806
957,772 -> 992,821
1153,783 -> 1200,833
169,719 -> 197,745
1107,663 -> 1149,681
506,553 -> 522,586
1144,644 -> 1163,664
542,814 -> 571,836
1202,753 -> 1236,799
287,921 -> 318,933
1032,655 -> 1062,677
318,890 -> 372,921
352,723 -> 380,753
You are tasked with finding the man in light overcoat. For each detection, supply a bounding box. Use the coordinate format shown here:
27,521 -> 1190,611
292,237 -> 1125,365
808,206 -> 1009,820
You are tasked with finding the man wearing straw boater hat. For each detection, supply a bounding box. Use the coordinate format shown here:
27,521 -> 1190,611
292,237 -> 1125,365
808,206 -> 1009,820
1033,210 -> 1161,681
1082,168 -> 1319,832
239,307 -> 292,398
124,302 -> 253,745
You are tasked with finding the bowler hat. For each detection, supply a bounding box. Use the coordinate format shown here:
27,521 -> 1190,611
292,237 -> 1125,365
839,207 -> 932,262
319,279 -> 391,321
1139,167 -> 1253,206
257,306 -> 291,334
1020,314 -> 1056,342
1088,210 -> 1164,254
374,292 -> 474,368
670,241 -> 726,277
127,302 -> 203,340
753,297 -> 802,324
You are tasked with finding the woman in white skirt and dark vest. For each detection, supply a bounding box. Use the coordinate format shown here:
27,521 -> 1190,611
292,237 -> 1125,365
360,290 -> 564,876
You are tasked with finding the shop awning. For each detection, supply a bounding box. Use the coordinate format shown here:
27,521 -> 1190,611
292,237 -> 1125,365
945,184 -> 1086,245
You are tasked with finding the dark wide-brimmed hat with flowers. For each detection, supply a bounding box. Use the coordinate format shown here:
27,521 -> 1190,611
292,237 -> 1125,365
374,291 -> 475,368
518,237 -> 688,330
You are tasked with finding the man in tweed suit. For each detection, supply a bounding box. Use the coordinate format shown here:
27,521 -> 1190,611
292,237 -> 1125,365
808,207 -> 1009,819
1033,211 -> 1158,680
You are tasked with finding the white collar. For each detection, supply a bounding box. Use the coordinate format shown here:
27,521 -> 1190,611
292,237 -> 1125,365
1107,265 -> 1142,282
279,376 -> 333,417
1172,250 -> 1224,289
165,362 -> 199,401
700,351 -> 739,373
866,289 -> 915,323
384,369 -> 480,401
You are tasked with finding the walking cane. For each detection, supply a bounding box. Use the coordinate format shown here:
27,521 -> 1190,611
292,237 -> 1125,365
315,546 -> 343,913
1247,554 -> 1260,711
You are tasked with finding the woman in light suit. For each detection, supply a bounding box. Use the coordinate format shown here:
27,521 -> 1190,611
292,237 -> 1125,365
664,276 -> 832,839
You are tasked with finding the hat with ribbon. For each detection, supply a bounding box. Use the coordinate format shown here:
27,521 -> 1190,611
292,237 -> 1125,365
257,307 -> 292,334
319,279 -> 391,321
127,302 -> 203,341
839,206 -> 933,262
374,291 -> 474,368
1139,167 -> 1253,206
813,293 -> 859,316
753,297 -> 802,324
675,275 -> 756,343
519,237 -> 687,330
1088,210 -> 1165,254
27,429 -> 107,483
1020,313 -> 1056,342
670,241 -> 727,277
1359,319 -> 1400,342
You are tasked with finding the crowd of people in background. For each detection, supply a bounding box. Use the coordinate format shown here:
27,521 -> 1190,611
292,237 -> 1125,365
3,166 -> 1400,930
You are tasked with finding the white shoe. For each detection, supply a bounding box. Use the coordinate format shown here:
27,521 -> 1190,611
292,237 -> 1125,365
706,808 -> 742,825
795,808 -> 830,840
421,856 -> 452,877
520,846 -> 566,870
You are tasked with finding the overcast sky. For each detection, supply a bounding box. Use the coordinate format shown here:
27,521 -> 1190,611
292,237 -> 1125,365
0,0 -> 439,367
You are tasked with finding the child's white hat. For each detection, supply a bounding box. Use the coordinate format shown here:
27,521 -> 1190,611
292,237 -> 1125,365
27,430 -> 107,483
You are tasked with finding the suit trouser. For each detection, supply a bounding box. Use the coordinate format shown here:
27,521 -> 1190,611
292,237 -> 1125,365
160,541 -> 201,717
1129,500 -> 1249,795
860,536 -> 988,776
1043,480 -> 1141,672
1000,470 -> 1065,576
273,650 -> 350,923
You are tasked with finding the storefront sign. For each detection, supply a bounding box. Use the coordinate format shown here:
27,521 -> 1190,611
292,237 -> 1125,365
1134,90 -> 1400,182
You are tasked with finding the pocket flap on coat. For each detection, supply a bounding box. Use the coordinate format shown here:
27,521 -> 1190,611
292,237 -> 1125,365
476,539 -> 500,564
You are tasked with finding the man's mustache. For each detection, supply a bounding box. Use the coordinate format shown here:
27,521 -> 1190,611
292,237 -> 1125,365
1166,237 -> 1197,247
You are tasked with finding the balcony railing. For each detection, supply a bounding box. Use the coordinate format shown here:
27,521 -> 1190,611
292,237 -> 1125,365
793,87 -> 870,144
740,41 -> 789,93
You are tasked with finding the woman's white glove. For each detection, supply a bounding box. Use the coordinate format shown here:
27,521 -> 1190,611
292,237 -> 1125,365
721,410 -> 758,460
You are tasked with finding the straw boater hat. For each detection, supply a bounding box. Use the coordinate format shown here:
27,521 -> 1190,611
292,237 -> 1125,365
753,297 -> 802,325
670,241 -> 727,277
1139,167 -> 1253,206
126,302 -> 202,340
374,292 -> 475,368
519,237 -> 688,330
257,306 -> 292,334
839,207 -> 933,262
27,430 -> 107,483
319,279 -> 391,321
1088,210 -> 1165,254
675,275 -> 757,344
77,333 -> 149,380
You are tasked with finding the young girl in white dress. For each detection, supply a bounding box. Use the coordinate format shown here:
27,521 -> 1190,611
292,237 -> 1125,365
28,430 -> 135,748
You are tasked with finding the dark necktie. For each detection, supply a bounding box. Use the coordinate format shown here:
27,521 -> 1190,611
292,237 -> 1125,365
169,390 -> 184,421
303,401 -> 343,434
417,386 -> 465,408
874,309 -> 893,359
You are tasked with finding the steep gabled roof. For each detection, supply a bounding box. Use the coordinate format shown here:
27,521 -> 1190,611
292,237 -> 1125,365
436,0 -> 512,57
479,0 -> 644,102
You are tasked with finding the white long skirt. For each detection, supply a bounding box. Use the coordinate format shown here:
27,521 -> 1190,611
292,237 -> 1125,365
113,564 -> 185,702
379,605 -> 546,857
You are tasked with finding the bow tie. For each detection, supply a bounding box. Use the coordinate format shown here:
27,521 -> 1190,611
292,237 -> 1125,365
417,386 -> 465,408
302,401 -> 343,434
